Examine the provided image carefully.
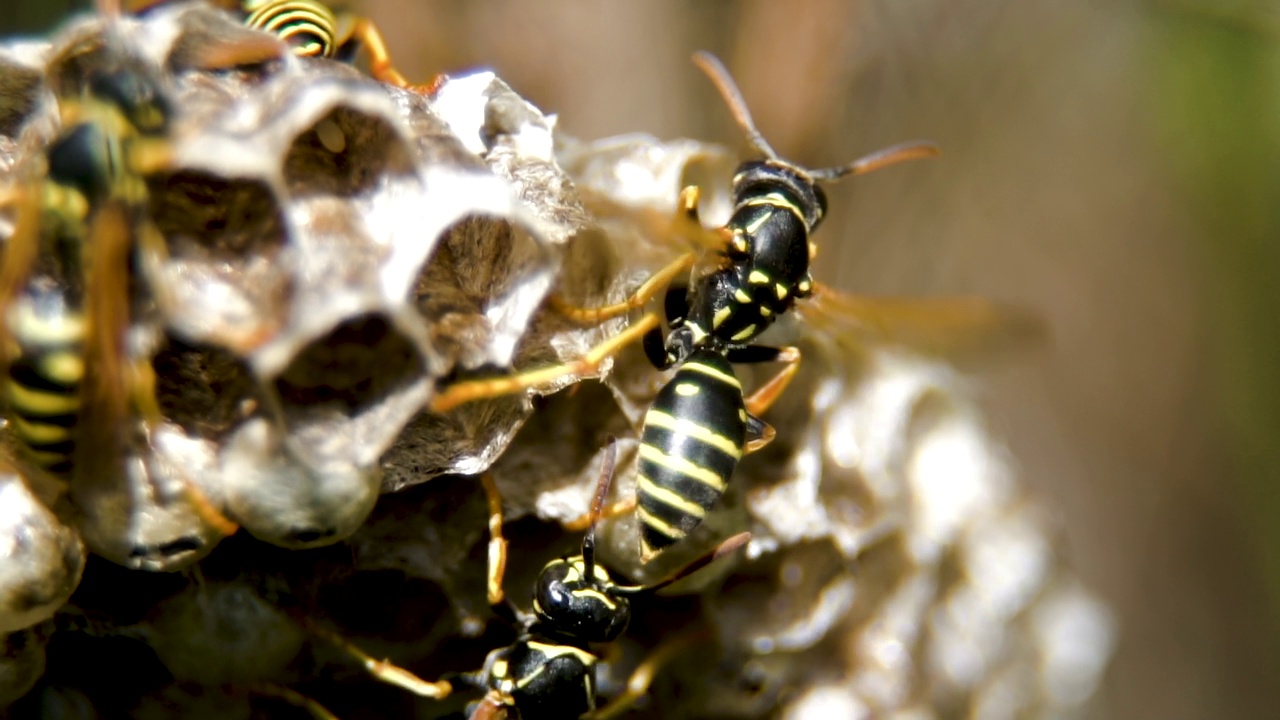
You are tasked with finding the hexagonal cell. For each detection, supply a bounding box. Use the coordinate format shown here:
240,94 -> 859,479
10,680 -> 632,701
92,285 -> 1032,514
274,312 -> 424,419
218,417 -> 382,549
147,171 -> 292,350
0,473 -> 84,635
152,336 -> 263,440
283,106 -> 416,199
141,579 -> 307,686
163,3 -> 288,76
68,419 -> 232,572
0,60 -> 43,141
149,170 -> 286,260
412,215 -> 543,366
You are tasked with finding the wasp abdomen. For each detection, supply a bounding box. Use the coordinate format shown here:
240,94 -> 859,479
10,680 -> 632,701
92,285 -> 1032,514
242,0 -> 339,58
4,285 -> 85,476
637,350 -> 746,561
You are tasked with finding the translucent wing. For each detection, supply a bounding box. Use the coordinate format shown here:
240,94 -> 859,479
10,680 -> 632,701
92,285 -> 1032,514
797,283 -> 1046,363
0,184 -> 42,364
575,183 -> 733,256
73,201 -> 133,480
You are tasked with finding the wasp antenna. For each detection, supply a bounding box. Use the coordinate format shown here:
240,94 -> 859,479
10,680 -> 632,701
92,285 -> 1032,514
581,436 -> 619,579
616,532 -> 750,596
692,51 -> 781,162
809,140 -> 941,181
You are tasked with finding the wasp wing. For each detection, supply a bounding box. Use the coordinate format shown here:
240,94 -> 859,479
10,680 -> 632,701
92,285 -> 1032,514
796,283 -> 1046,363
575,184 -> 733,256
72,200 -> 133,481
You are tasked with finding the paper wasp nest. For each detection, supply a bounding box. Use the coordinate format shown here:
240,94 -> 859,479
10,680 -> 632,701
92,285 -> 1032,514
0,3 -> 1113,717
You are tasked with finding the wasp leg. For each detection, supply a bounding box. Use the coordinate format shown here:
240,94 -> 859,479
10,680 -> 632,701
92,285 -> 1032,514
725,346 -> 800,453
550,252 -> 696,325
561,496 -> 637,533
550,181 -> 730,326
743,414 -> 775,455
343,15 -> 448,95
479,473 -> 509,607
306,621 -> 454,699
544,438 -> 634,533
674,185 -> 738,253
468,691 -> 511,720
587,630 -> 707,720
731,345 -> 801,417
247,682 -> 340,720
129,353 -> 241,538
430,313 -> 660,413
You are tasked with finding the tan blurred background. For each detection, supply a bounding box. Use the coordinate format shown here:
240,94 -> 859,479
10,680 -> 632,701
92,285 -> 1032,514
4,1 -> 1280,718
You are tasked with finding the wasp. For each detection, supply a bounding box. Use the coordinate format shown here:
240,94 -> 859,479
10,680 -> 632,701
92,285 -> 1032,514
315,438 -> 749,719
240,0 -> 432,88
429,51 -> 1036,562
0,6 -> 238,570
125,0 -> 446,93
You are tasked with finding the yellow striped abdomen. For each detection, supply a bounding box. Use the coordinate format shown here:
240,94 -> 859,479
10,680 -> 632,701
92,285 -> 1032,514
636,349 -> 745,562
242,0 -> 339,58
4,283 -> 85,476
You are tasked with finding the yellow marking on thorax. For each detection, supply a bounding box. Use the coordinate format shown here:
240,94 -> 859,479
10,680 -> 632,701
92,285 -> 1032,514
742,211 -> 770,235
42,183 -> 90,221
644,409 -> 742,458
637,475 -> 708,517
743,191 -> 804,219
748,270 -> 769,285
638,444 -> 727,491
687,322 -> 708,344
712,307 -> 732,329
731,324 -> 757,341
526,641 -> 597,666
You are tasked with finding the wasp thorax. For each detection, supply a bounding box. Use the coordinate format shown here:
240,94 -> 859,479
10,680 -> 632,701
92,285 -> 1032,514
88,68 -> 172,135
532,557 -> 630,643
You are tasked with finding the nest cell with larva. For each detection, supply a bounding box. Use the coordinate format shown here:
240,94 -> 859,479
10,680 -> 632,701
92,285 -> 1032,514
0,3 -> 1114,718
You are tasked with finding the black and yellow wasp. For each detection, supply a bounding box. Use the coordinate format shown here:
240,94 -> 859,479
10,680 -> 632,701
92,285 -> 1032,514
0,4 -> 239,569
129,0 -> 444,93
317,438 -> 748,719
429,51 -> 1037,562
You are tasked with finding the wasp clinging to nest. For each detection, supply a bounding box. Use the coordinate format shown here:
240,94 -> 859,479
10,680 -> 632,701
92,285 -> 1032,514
0,2 -> 239,571
428,51 -> 1040,562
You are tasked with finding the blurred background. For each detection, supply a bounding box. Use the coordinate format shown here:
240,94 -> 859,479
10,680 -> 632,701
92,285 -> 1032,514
3,1 -> 1278,718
